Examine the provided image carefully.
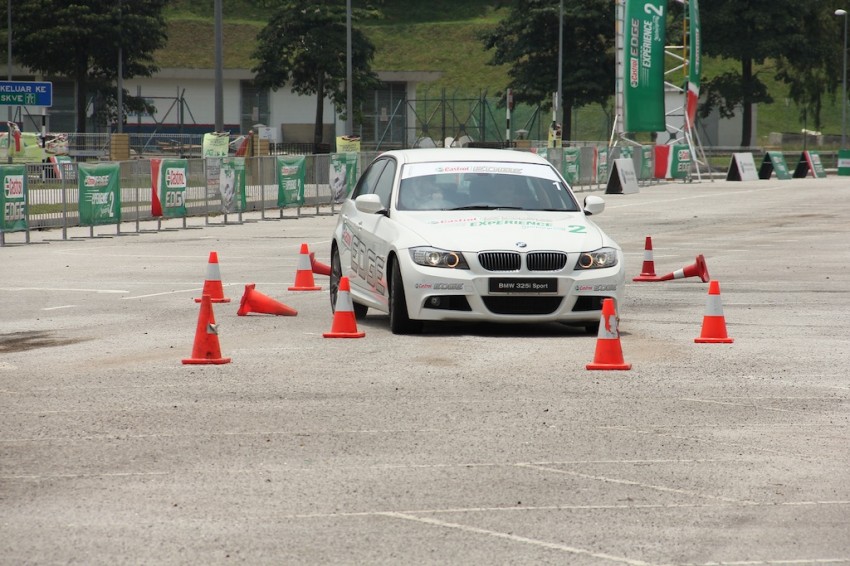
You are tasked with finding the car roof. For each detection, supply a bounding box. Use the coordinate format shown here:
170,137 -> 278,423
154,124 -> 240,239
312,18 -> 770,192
379,147 -> 551,166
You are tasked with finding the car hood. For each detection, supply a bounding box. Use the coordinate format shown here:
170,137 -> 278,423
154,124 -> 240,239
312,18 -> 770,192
394,210 -> 609,252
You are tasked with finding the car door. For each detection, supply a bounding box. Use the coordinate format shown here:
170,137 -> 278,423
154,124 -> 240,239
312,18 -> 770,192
353,158 -> 397,302
343,157 -> 392,298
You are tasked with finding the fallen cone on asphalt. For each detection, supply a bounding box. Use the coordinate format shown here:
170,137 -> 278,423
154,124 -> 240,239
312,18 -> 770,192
656,254 -> 710,283
237,283 -> 298,316
310,252 -> 332,277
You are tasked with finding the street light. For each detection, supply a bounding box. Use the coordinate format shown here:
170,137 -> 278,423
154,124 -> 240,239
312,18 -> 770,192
835,9 -> 847,149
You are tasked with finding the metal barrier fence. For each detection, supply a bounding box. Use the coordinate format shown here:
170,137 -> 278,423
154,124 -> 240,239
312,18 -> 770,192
2,146 -> 667,246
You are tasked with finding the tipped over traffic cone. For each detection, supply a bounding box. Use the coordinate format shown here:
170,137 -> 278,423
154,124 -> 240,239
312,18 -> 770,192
237,283 -> 298,316
656,254 -> 710,283
586,298 -> 631,370
633,236 -> 661,281
323,276 -> 365,338
695,280 -> 734,343
310,252 -> 332,277
183,294 -> 231,364
194,251 -> 231,303
288,243 -> 322,291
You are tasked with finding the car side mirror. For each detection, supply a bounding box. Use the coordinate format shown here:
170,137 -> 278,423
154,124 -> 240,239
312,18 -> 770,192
354,194 -> 386,215
583,195 -> 605,216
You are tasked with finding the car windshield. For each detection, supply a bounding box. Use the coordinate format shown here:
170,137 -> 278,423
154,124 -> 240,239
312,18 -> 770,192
397,163 -> 580,212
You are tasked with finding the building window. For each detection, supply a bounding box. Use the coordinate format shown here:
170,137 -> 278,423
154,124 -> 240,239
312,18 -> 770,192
240,81 -> 270,134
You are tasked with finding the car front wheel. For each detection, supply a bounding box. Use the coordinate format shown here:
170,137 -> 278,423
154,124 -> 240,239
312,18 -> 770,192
389,259 -> 422,335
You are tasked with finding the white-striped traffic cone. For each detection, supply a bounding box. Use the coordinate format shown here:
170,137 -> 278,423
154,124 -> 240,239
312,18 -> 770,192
586,298 -> 631,370
633,236 -> 661,281
695,280 -> 734,343
323,276 -> 365,338
288,243 -> 322,291
194,251 -> 231,303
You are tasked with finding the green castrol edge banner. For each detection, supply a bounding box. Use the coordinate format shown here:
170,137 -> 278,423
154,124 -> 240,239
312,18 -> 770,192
624,0 -> 667,132
78,162 -> 121,226
277,155 -> 306,207
1,164 -> 27,232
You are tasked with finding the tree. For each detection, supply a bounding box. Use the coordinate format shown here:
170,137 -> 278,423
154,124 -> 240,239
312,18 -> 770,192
480,0 -> 614,142
10,0 -> 168,133
773,5 -> 843,133
699,0 -> 830,146
252,1 -> 381,150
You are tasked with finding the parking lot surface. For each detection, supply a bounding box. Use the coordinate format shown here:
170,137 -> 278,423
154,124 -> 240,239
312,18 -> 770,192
1,176 -> 849,565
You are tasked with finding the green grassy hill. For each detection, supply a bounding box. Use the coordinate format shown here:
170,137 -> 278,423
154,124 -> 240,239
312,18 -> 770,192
159,0 -> 841,146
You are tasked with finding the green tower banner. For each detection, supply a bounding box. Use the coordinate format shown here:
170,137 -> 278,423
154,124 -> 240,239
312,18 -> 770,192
686,0 -> 702,129
1,164 -> 27,232
277,155 -> 306,207
624,0 -> 667,132
78,162 -> 121,226
330,153 -> 358,203
561,147 -> 581,186
220,157 -> 247,213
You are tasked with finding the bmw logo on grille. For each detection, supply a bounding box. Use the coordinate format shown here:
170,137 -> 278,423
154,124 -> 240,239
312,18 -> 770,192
516,242 -> 527,248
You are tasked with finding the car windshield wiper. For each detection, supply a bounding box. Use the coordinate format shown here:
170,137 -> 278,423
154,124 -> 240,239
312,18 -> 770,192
449,205 -> 523,211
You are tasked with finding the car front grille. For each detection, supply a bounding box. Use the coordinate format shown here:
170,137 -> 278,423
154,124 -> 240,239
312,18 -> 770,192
478,252 -> 521,271
527,252 -> 568,271
478,251 -> 568,272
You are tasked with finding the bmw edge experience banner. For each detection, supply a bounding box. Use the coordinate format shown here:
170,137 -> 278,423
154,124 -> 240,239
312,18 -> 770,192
150,158 -> 188,218
1,164 -> 27,232
78,162 -> 121,226
686,0 -> 701,129
624,0 -> 667,132
276,155 -> 306,207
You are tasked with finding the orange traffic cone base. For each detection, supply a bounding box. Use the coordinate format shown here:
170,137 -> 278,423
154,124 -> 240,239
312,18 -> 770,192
632,274 -> 662,282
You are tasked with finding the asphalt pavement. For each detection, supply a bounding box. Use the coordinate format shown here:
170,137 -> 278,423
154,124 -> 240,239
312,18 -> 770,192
1,175 -> 849,565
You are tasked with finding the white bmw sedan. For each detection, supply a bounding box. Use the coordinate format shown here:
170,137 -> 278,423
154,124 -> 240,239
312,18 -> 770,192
329,148 -> 625,334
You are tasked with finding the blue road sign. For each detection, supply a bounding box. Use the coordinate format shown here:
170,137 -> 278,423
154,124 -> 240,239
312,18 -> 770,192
0,81 -> 53,107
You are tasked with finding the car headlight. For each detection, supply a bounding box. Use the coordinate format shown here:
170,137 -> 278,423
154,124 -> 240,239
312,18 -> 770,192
575,247 -> 618,270
410,247 -> 470,269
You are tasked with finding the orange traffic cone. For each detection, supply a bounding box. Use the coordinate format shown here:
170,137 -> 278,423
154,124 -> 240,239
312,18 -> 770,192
695,280 -> 734,343
323,276 -> 365,338
310,251 -> 332,277
289,243 -> 322,291
194,251 -> 231,303
237,283 -> 298,316
182,294 -> 231,364
633,236 -> 661,281
656,254 -> 710,283
586,298 -> 631,370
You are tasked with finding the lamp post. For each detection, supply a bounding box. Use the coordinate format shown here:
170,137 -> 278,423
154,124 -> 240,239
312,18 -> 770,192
836,9 -> 847,149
